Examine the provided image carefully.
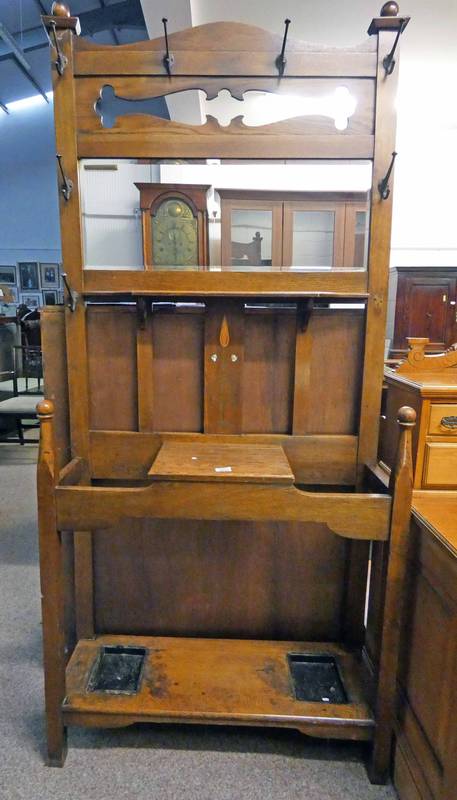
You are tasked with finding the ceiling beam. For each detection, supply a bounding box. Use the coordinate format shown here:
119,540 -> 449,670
3,0 -> 145,47
32,0 -> 50,14
77,0 -> 145,36
0,22 -> 48,102
98,0 -> 121,45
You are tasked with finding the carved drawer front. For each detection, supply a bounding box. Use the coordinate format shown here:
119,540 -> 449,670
423,442 -> 457,488
428,404 -> 457,436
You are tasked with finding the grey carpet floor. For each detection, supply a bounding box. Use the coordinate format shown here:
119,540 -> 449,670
0,445 -> 397,800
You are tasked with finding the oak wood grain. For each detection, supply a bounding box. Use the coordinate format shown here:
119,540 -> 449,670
82,268 -> 369,297
88,430 -> 358,485
64,635 -> 374,739
55,482 -> 391,540
148,442 -> 294,484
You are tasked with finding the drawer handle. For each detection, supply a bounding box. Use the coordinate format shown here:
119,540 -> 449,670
440,415 -> 457,429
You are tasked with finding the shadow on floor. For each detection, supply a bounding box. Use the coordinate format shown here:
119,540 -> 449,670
67,722 -> 370,763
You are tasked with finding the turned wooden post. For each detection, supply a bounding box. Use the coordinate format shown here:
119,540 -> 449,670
37,399 -> 68,766
370,405 -> 416,783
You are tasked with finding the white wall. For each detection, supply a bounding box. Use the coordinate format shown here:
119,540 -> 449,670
79,160 -> 160,268
181,0 -> 457,334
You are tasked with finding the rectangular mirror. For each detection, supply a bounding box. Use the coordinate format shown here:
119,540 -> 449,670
79,159 -> 372,272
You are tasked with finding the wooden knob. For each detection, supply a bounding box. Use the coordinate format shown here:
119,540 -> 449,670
51,2 -> 71,17
36,399 -> 55,418
397,406 -> 416,427
381,2 -> 399,16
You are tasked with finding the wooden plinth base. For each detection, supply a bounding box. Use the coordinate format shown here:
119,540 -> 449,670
63,635 -> 374,741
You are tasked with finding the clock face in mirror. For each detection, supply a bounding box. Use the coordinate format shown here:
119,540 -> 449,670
152,198 -> 198,268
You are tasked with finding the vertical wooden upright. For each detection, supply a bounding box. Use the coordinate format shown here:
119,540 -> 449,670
370,406 -> 416,783
358,17 -> 403,475
37,399 -> 67,766
47,3 -> 95,665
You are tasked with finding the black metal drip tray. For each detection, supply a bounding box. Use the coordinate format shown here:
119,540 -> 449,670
287,653 -> 348,704
87,645 -> 146,694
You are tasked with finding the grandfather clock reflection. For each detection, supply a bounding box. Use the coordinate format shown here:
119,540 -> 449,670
136,183 -> 210,269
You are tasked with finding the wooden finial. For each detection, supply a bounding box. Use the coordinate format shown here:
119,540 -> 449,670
397,405 -> 416,427
37,399 -> 55,419
51,2 -> 71,17
381,1 -> 399,16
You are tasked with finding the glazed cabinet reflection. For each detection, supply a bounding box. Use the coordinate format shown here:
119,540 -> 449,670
220,191 -> 370,269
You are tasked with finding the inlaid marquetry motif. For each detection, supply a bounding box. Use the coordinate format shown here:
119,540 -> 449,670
219,315 -> 230,348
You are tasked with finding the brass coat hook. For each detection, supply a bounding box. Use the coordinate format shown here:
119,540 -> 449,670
162,18 -> 174,76
276,18 -> 291,77
56,154 -> 73,201
48,20 -> 68,75
378,151 -> 397,200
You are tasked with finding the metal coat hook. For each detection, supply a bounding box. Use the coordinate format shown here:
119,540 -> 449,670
276,18 -> 291,77
383,17 -> 409,75
48,20 -> 68,76
56,154 -> 73,201
298,298 -> 314,332
162,18 -> 174,76
378,151 -> 397,200
61,273 -> 78,312
136,297 -> 148,330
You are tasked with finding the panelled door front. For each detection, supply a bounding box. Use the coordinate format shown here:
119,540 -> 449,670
403,277 -> 456,351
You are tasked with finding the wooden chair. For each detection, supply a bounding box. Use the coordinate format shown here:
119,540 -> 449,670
231,232 -> 263,266
0,345 -> 43,444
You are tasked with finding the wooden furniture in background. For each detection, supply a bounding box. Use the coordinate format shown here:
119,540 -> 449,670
220,190 -> 370,269
391,267 -> 457,358
37,3 -> 412,785
394,493 -> 457,800
380,338 -> 457,489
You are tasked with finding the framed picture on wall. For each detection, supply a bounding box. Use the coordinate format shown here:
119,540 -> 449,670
5,287 -> 19,303
18,262 -> 39,291
19,292 -> 42,309
43,290 -> 58,306
0,285 -> 17,303
40,262 -> 60,289
0,265 -> 16,285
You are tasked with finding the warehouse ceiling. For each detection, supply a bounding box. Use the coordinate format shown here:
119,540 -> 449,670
0,0 -> 148,107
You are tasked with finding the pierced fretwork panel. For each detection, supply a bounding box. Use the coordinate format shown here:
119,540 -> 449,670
95,85 -> 359,132
75,77 -> 375,159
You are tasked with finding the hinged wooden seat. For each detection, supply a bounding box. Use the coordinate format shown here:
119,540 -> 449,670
148,441 -> 295,484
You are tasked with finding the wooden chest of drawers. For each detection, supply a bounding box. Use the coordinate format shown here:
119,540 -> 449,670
380,362 -> 457,490
379,370 -> 457,489
394,493 -> 457,800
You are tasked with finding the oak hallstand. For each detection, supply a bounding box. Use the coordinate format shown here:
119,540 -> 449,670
38,1 -> 413,784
